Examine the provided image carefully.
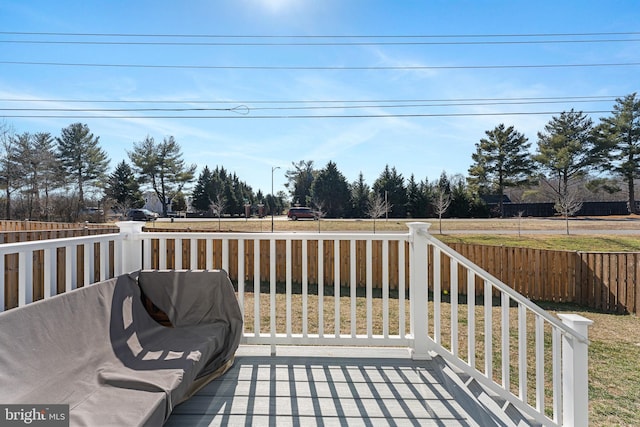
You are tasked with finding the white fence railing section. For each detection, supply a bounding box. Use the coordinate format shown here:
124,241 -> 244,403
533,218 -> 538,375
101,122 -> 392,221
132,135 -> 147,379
0,221 -> 592,427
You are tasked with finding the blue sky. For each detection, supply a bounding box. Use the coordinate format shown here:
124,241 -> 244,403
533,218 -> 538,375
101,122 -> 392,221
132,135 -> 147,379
0,1 -> 638,197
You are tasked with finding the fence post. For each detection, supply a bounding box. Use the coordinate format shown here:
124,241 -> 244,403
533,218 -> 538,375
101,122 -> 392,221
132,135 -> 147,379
115,221 -> 145,274
408,222 -> 431,360
558,313 -> 593,427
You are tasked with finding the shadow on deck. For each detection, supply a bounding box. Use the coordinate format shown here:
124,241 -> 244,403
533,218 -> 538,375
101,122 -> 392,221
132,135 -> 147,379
166,346 -> 526,427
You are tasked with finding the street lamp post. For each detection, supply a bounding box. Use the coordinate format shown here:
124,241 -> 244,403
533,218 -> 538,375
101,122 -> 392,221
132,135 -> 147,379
271,166 -> 281,232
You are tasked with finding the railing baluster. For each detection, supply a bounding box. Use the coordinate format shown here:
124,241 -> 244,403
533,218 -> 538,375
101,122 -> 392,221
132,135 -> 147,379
318,239 -> 324,337
334,239 -> 340,338
501,293 -> 510,391
205,238 -> 213,270
301,239 -> 308,337
237,239 -> 245,327
535,316 -> 545,414
100,241 -> 107,281
175,238 -> 182,270
222,238 -> 229,272
143,238 -> 151,270
114,238 -> 123,276
382,239 -> 389,339
350,239 -> 356,338
518,304 -> 527,402
159,238 -> 167,269
553,327 -> 562,425
484,280 -> 493,380
83,243 -> 90,287
366,239 -> 373,339
398,240 -> 406,339
467,269 -> 476,368
270,239 -> 276,340
433,247 -> 441,344
18,252 -> 27,306
450,258 -> 458,356
253,239 -> 260,337
285,239 -> 292,337
65,246 -> 73,292
43,248 -> 53,298
190,238 -> 197,269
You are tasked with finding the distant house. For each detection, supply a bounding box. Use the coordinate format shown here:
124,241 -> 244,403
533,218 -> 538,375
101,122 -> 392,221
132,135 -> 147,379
142,192 -> 163,214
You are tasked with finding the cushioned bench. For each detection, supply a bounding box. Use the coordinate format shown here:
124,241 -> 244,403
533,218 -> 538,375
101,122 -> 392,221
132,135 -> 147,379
0,270 -> 243,426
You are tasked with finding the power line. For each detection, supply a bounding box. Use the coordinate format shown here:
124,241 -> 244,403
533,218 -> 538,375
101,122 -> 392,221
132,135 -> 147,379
2,38 -> 639,46
2,61 -> 639,70
0,95 -> 622,104
1,30 -> 639,38
0,99 -> 620,113
0,110 -> 612,119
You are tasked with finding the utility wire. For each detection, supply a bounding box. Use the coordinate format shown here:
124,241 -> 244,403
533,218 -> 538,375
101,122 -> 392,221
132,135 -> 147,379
1,30 -> 639,38
0,110 -> 612,119
2,61 -> 639,70
0,99 -> 621,113
2,39 -> 639,46
0,95 -> 622,104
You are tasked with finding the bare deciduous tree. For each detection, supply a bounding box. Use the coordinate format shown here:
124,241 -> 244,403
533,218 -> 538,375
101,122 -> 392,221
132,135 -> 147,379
366,193 -> 391,233
554,188 -> 583,235
433,189 -> 451,234
209,194 -> 227,231
312,199 -> 326,233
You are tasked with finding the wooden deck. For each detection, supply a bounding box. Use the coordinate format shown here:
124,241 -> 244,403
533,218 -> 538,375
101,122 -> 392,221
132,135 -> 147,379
165,346 -> 522,427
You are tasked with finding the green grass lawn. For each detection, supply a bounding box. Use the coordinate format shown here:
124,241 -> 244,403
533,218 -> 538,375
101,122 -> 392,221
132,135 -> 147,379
438,234 -> 640,252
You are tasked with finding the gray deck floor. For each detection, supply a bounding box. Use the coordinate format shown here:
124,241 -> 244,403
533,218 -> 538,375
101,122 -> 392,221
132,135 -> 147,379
165,346 -> 499,427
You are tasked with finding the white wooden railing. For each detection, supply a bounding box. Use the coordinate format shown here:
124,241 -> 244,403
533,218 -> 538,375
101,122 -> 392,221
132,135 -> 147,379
0,221 -> 591,427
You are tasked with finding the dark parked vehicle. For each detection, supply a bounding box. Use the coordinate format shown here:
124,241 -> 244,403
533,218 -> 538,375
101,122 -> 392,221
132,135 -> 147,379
127,209 -> 159,221
287,207 -> 317,220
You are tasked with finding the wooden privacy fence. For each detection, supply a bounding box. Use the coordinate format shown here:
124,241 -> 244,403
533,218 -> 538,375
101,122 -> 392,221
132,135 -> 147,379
446,243 -> 640,315
0,220 -> 117,232
3,226 -> 638,315
147,237 -> 640,315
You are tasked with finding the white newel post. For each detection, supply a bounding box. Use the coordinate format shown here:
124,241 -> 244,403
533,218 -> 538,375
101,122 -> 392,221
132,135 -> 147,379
115,221 -> 145,274
558,313 -> 593,427
408,222 -> 431,360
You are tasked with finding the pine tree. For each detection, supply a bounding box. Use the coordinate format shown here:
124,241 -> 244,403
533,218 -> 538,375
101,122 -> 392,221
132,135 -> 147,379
349,172 -> 370,218
56,123 -> 109,207
596,93 -> 640,214
372,165 -> 407,218
311,161 -> 350,218
129,135 -> 196,216
535,110 -> 597,198
105,160 -> 143,211
468,124 -> 535,217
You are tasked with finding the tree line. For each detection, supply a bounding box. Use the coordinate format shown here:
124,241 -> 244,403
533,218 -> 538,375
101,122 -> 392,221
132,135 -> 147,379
0,92 -> 636,221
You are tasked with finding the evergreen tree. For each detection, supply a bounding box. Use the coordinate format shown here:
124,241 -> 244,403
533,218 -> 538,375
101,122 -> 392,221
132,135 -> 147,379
311,161 -> 350,218
56,123 -> 109,207
284,160 -> 316,206
349,172 -> 370,218
468,124 -> 535,217
372,165 -> 407,218
595,93 -> 640,213
406,174 -> 429,218
192,166 -> 213,212
534,110 -> 597,198
105,160 -> 143,211
128,135 -> 196,216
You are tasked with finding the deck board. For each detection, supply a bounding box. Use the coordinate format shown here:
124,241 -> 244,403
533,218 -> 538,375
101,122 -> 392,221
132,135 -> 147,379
165,346 -> 486,427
